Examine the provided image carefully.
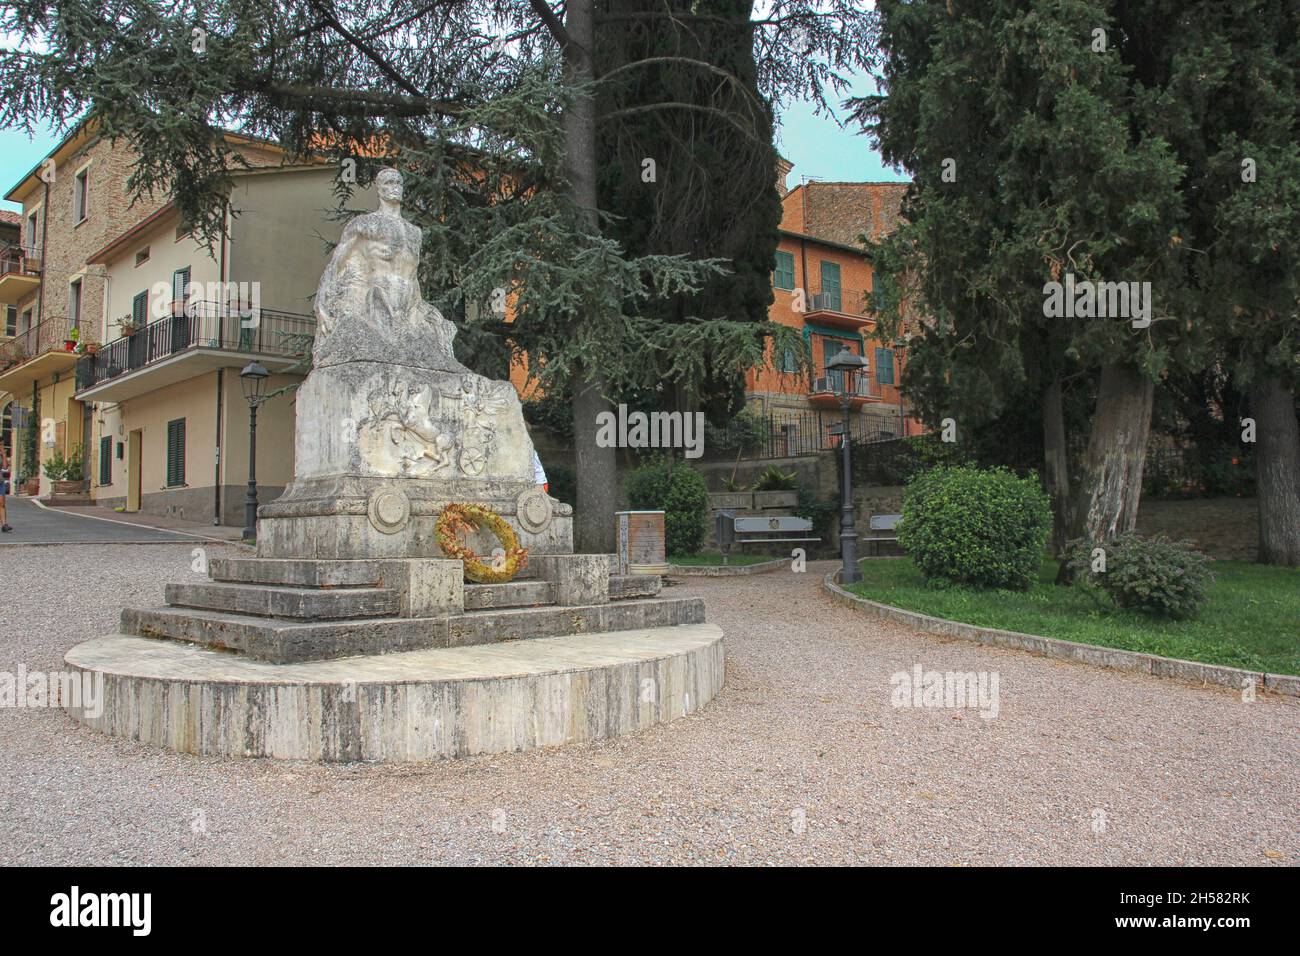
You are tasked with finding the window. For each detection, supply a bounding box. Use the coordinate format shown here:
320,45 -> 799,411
135,247 -> 150,267
780,346 -> 798,373
69,279 -> 82,326
875,347 -> 896,385
74,168 -> 89,223
773,250 -> 795,291
166,418 -> 186,486
24,211 -> 37,253
99,436 -> 112,485
5,306 -> 15,337
172,267 -> 191,314
819,261 -> 842,312
132,291 -> 148,328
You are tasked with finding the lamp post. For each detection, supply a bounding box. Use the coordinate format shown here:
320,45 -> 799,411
825,350 -> 869,585
239,362 -> 269,542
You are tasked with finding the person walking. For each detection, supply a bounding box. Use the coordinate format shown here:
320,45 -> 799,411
0,446 -> 12,532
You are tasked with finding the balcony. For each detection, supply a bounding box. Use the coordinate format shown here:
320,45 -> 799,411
807,367 -> 882,409
0,316 -> 94,396
75,300 -> 314,403
803,287 -> 875,332
0,243 -> 42,306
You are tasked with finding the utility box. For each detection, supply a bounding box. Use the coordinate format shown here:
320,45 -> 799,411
616,510 -> 667,575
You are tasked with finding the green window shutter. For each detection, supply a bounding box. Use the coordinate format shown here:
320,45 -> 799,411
98,436 -> 111,485
773,250 -> 795,290
819,261 -> 841,311
875,347 -> 895,385
166,418 -> 186,486
132,291 -> 148,326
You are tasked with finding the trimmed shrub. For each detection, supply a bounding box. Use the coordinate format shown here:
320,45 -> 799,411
898,465 -> 1051,590
1068,534 -> 1214,620
624,458 -> 709,556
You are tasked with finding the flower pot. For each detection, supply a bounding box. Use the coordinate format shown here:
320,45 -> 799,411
709,491 -> 753,512
23,478 -> 40,496
754,490 -> 798,510
53,479 -> 87,496
64,340 -> 76,351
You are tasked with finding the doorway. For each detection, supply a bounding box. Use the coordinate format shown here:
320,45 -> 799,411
127,429 -> 142,512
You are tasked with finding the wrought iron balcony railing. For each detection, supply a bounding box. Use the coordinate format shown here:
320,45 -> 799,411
0,316 -> 91,371
79,300 -> 314,390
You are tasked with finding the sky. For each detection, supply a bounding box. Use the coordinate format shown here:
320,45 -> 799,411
0,77 -> 907,215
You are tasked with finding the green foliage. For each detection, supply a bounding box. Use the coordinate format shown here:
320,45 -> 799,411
41,444 -> 81,481
751,464 -> 797,491
523,394 -> 575,440
1068,534 -> 1215,620
704,405 -> 767,457
795,486 -> 837,545
21,393 -> 38,479
594,0 -> 782,420
543,462 -> 576,507
847,557 -> 1299,675
899,465 -> 1051,590
624,457 -> 709,556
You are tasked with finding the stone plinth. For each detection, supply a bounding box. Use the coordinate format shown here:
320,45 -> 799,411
65,625 -> 725,761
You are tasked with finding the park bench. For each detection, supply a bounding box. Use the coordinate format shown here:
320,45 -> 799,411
865,513 -> 902,556
716,512 -> 820,563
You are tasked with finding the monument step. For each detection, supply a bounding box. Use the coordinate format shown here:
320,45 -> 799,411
451,596 -> 703,646
123,606 -> 442,663
122,595 -> 706,664
609,574 -> 661,600
464,581 -> 555,610
209,557 -> 387,588
165,581 -> 399,619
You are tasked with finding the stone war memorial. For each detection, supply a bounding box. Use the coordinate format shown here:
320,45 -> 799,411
62,169 -> 724,761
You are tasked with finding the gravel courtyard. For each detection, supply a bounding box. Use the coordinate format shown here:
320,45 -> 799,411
1,543 -> 1295,866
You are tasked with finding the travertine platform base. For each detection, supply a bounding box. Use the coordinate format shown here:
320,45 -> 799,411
64,624 -> 724,762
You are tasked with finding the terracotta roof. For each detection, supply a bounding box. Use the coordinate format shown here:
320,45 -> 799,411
0,210 -> 20,227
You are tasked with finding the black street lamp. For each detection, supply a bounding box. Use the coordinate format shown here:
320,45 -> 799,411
239,362 -> 270,542
826,350 -> 869,585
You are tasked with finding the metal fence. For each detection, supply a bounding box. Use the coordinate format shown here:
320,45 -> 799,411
704,409 -> 904,461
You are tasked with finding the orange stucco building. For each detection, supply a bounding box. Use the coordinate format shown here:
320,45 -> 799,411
747,168 -> 922,441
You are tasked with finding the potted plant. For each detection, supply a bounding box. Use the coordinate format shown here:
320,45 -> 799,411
64,327 -> 79,351
751,465 -> 800,510
117,317 -> 140,337
42,444 -> 88,496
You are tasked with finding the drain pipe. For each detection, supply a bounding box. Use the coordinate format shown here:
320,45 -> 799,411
213,368 -> 223,524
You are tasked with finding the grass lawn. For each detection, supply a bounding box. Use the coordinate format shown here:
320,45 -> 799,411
669,552 -> 782,566
847,557 -> 1300,676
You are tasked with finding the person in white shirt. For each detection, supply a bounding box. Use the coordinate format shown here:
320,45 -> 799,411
532,450 -> 548,494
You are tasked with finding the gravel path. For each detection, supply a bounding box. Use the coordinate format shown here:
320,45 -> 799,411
1,544 -> 1295,865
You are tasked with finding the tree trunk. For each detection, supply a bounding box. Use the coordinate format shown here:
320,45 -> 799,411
1071,362 -> 1154,544
1251,375 -> 1300,566
1042,376 -> 1073,556
563,0 -> 619,553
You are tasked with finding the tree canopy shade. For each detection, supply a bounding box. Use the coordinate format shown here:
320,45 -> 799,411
0,0 -> 877,549
854,0 -> 1299,565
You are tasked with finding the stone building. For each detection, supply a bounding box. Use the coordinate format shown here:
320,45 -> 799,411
0,122 -> 365,521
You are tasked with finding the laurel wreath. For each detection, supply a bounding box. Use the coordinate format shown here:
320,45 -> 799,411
435,502 -> 529,584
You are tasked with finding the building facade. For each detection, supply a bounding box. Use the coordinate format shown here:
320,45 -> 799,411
0,125 -> 364,523
745,170 -> 921,450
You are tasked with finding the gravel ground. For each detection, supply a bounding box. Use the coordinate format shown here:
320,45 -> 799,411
1,543 -> 1296,866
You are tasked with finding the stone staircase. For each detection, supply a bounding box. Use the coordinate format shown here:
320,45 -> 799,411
117,555 -> 700,664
